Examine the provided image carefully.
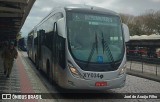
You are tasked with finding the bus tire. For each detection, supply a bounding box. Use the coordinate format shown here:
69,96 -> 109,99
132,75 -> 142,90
46,60 -> 50,79
35,54 -> 39,69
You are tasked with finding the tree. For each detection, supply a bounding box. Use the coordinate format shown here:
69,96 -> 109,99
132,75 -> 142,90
120,9 -> 160,36
154,10 -> 160,34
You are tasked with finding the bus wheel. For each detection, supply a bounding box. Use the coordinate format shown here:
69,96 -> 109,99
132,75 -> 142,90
35,54 -> 39,69
27,51 -> 30,58
46,60 -> 50,79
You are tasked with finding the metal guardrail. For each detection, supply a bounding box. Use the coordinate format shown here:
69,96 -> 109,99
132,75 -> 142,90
127,55 -> 160,64
127,55 -> 160,76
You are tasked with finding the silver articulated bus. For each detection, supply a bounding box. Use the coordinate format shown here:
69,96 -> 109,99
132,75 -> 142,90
27,4 -> 130,90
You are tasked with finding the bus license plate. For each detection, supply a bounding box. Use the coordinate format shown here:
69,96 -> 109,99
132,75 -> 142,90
95,82 -> 107,86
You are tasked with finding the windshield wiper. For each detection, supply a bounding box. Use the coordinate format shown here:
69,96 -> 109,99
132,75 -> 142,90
101,32 -> 105,54
95,33 -> 98,54
101,32 -> 115,67
85,33 -> 98,68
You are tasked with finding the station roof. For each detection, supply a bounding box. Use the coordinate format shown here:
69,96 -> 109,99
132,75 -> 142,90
0,0 -> 35,42
127,34 -> 160,47
130,34 -> 160,40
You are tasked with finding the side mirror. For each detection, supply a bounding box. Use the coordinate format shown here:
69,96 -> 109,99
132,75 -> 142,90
123,23 -> 130,42
57,18 -> 66,38
54,22 -> 58,34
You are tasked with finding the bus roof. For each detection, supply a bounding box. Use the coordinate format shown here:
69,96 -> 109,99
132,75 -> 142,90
29,4 -> 119,34
64,4 -> 118,16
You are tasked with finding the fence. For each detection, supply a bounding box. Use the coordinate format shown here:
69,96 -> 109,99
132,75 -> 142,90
126,55 -> 160,76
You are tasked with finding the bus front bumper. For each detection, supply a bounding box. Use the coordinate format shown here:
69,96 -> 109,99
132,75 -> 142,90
64,74 -> 126,90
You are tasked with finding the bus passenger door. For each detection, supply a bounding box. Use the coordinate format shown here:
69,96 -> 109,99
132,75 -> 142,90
53,22 -> 66,83
37,29 -> 45,69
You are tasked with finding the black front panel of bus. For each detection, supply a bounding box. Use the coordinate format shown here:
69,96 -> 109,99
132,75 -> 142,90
75,60 -> 121,72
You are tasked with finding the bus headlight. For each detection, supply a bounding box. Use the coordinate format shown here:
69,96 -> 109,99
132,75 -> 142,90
119,64 -> 126,75
68,62 -> 83,78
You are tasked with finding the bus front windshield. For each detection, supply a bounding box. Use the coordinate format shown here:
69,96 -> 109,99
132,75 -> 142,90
67,12 -> 124,64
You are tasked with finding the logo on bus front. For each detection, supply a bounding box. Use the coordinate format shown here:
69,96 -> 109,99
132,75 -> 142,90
83,73 -> 104,79
97,56 -> 103,63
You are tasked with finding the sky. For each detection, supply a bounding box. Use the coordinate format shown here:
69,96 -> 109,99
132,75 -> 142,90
21,0 -> 160,37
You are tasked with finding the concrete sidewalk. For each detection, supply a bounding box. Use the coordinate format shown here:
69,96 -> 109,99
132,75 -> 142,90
0,50 -> 54,101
